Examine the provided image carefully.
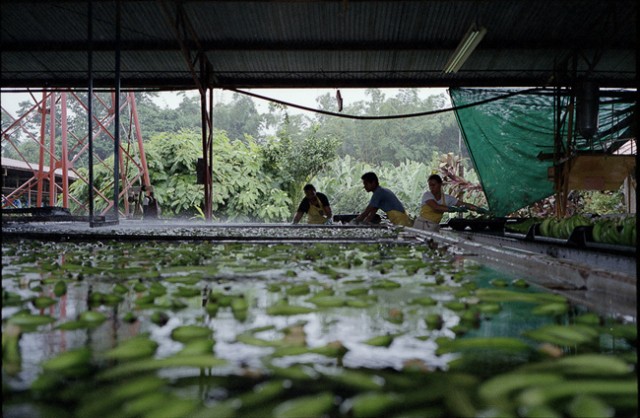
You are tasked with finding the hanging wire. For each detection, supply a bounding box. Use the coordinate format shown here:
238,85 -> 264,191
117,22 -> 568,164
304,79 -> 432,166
227,87 -> 546,120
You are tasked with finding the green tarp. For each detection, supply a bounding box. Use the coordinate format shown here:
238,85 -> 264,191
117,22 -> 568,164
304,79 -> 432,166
449,88 -> 635,216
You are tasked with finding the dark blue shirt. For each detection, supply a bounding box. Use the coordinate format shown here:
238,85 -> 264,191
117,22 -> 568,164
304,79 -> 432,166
369,186 -> 405,213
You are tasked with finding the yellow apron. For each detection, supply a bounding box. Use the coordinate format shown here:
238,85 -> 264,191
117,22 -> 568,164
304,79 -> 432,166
307,200 -> 327,224
387,209 -> 412,227
419,194 -> 446,223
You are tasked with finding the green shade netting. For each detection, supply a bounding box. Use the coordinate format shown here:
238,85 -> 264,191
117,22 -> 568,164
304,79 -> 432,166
450,88 -> 635,217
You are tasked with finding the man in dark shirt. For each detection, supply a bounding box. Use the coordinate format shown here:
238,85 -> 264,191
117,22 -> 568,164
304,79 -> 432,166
292,184 -> 333,224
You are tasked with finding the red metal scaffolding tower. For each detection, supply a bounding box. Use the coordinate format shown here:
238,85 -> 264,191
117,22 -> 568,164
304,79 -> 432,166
1,89 -> 151,217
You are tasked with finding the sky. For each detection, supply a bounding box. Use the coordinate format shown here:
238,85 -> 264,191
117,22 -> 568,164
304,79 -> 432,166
1,87 -> 449,119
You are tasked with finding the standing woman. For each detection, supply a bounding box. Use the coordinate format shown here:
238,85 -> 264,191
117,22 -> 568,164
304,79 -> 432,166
292,184 -> 333,224
414,174 -> 487,231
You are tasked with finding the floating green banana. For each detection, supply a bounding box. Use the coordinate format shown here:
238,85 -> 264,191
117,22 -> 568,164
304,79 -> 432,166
306,295 -> 348,308
8,312 -> 55,328
479,372 -> 564,402
520,354 -> 631,376
42,348 -> 92,375
363,334 -> 394,347
98,354 -> 226,380
171,325 -> 213,343
532,302 -> 568,316
266,303 -> 315,316
53,280 -> 67,297
523,324 -> 598,346
436,337 -> 530,355
105,336 -> 158,361
567,394 -> 615,418
518,379 -> 637,407
348,392 -> 401,418
273,392 -> 334,418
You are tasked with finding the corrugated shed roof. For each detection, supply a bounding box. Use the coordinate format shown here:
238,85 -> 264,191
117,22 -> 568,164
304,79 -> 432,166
2,157 -> 79,180
1,1 -> 636,89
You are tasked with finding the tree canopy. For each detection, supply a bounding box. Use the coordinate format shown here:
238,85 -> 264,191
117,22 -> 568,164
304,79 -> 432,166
3,88 -> 487,220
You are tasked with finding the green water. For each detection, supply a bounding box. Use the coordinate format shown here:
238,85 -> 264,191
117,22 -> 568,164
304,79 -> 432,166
2,238 -> 637,417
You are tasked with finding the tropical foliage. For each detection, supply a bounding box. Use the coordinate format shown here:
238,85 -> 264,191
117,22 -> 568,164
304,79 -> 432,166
3,88 -> 626,218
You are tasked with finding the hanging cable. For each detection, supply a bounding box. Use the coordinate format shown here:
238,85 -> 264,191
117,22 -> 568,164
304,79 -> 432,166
226,87 -> 547,120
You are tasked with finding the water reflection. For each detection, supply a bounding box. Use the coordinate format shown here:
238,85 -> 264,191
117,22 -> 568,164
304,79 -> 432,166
2,239 -> 636,417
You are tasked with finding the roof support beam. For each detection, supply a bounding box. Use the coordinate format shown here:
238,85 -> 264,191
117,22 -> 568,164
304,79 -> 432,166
2,40 -> 635,52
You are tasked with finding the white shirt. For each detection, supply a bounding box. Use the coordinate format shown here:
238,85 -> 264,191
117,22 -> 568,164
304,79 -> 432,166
421,191 -> 459,207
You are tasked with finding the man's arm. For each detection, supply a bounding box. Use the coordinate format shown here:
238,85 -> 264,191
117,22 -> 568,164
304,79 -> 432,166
292,211 -> 304,224
323,205 -> 333,220
354,205 -> 378,223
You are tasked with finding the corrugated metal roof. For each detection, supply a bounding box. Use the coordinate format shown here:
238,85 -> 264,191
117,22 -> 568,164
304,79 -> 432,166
1,157 -> 79,180
1,1 -> 636,89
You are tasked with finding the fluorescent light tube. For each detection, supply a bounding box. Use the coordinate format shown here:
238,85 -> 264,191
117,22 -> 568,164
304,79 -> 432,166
443,25 -> 487,74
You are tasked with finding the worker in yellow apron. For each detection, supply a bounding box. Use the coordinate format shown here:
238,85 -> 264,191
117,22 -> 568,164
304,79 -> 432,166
352,172 -> 412,226
414,174 -> 488,231
292,184 -> 333,224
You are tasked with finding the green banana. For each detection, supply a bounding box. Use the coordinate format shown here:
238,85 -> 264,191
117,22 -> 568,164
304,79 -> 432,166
272,392 -> 334,418
425,313 -> 444,329
567,394 -> 615,418
346,299 -> 374,308
306,295 -> 348,308
8,312 -> 55,327
98,354 -> 226,380
479,372 -> 564,401
364,334 -> 394,347
592,220 -> 603,242
621,217 -> 636,246
171,325 -> 213,343
237,380 -> 286,409
42,348 -> 92,375
33,296 -> 57,309
286,284 -> 310,296
518,379 -> 636,407
79,311 -> 107,323
512,278 -> 529,288
113,283 -> 129,294
2,325 -> 22,376
436,337 -> 530,355
266,304 -> 315,316
372,279 -> 402,289
444,301 -> 467,311
177,339 -> 214,356
540,218 -> 552,236
346,287 -> 369,296
323,369 -> 384,391
111,375 -> 165,399
532,302 -> 568,316
348,392 -> 401,418
520,354 -> 631,376
524,324 -> 598,346
309,341 -> 349,358
409,296 -> 437,306
105,336 -> 158,361
53,280 -> 67,297
231,296 -> 249,321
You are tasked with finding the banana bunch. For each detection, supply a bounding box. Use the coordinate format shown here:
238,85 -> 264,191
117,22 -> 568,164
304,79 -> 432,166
592,216 -> 636,247
539,215 -> 591,239
505,218 -> 539,234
